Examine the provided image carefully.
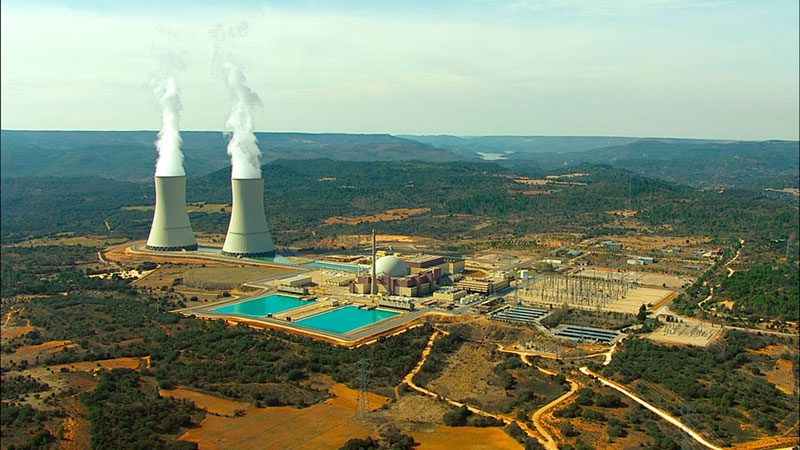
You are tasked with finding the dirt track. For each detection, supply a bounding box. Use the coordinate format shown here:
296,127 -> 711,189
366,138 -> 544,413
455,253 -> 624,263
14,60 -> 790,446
402,330 -> 546,447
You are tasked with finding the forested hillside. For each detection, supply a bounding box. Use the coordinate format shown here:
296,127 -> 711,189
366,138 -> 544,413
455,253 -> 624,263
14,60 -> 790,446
2,160 -> 796,248
0,131 -> 465,181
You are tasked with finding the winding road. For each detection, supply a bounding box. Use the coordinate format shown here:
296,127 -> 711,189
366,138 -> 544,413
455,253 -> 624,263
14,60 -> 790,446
400,330 -> 549,448
579,366 -> 724,450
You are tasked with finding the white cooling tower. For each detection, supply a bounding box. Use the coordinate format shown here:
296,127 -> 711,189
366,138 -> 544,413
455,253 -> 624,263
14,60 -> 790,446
146,175 -> 198,251
221,178 -> 276,257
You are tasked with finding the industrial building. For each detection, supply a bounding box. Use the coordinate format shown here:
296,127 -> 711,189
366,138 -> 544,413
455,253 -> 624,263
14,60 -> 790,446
279,275 -> 312,287
601,241 -> 623,250
377,296 -> 416,310
433,287 -> 467,302
350,254 -> 445,297
146,175 -> 198,251
456,276 -> 510,294
222,178 -> 276,257
405,254 -> 465,275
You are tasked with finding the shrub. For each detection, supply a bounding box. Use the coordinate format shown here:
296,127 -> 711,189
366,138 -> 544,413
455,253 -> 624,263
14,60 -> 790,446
443,406 -> 472,427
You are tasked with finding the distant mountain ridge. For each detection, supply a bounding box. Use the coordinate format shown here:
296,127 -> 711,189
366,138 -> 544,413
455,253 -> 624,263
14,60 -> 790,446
399,134 -> 736,158
0,130 -> 467,181
1,130 -> 797,189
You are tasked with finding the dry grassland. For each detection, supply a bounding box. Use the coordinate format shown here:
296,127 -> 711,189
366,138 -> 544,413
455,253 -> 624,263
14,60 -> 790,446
410,426 -> 523,450
372,392 -> 452,425
427,342 -> 506,409
179,403 -> 372,450
325,383 -> 390,411
180,384 -> 526,450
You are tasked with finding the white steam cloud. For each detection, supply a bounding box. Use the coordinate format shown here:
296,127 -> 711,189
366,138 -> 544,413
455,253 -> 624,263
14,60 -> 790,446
153,76 -> 185,177
211,21 -> 263,180
222,62 -> 263,179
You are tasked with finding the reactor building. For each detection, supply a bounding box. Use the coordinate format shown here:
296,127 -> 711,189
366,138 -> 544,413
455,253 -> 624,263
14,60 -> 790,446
221,178 -> 276,257
146,175 -> 198,251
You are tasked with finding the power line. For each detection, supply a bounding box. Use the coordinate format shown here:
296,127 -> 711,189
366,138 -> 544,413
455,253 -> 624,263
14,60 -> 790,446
355,357 -> 371,421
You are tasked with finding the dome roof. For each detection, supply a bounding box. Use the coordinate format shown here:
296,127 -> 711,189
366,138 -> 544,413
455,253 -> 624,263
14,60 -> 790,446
375,255 -> 410,278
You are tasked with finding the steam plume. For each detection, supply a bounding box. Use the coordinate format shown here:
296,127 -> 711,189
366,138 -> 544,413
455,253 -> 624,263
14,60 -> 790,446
222,62 -> 263,179
153,76 -> 185,177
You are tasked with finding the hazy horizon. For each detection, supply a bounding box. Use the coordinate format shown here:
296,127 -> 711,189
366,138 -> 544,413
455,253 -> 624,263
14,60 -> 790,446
2,0 -> 798,141
2,129 -> 797,143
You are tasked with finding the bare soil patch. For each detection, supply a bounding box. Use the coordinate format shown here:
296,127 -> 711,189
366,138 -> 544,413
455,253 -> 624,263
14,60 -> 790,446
134,263 -> 291,292
49,357 -> 143,373
646,322 -> 721,347
160,388 -> 250,416
1,324 -> 38,339
180,266 -> 290,290
10,236 -> 127,248
513,190 -> 554,195
325,208 -> 429,225
599,234 -> 711,251
767,359 -> 795,395
15,340 -> 74,355
123,202 -> 231,213
57,399 -> 92,450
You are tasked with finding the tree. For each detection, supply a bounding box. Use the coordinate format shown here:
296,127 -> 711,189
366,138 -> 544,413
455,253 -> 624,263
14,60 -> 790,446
637,304 -> 648,322
443,406 -> 472,427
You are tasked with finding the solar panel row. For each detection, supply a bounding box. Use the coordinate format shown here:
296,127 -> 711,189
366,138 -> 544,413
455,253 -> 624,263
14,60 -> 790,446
554,326 -> 619,343
560,325 -> 618,339
493,306 -> 550,323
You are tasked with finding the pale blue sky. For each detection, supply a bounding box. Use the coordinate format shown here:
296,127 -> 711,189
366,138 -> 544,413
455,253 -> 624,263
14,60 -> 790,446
1,0 -> 798,140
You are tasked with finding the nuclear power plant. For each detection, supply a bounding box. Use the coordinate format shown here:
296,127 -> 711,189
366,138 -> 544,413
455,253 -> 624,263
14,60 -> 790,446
221,178 -> 276,257
146,175 -> 198,251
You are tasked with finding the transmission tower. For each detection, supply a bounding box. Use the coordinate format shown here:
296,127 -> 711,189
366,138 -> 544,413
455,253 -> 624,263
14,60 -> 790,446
355,358 -> 371,421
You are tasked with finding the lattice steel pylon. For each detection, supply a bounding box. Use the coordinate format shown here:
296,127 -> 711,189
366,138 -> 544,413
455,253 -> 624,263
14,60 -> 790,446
355,358 -> 371,421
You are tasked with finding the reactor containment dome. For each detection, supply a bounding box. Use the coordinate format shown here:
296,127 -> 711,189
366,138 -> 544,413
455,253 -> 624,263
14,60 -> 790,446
146,175 -> 198,251
375,255 -> 410,278
221,178 -> 276,257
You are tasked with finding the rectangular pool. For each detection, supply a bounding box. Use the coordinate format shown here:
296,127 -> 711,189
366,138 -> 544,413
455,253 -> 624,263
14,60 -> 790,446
303,261 -> 361,271
212,294 -> 312,317
295,306 -> 399,334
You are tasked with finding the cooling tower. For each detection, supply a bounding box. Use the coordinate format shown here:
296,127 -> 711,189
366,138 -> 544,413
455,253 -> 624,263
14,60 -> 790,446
221,178 -> 276,257
146,176 -> 198,251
